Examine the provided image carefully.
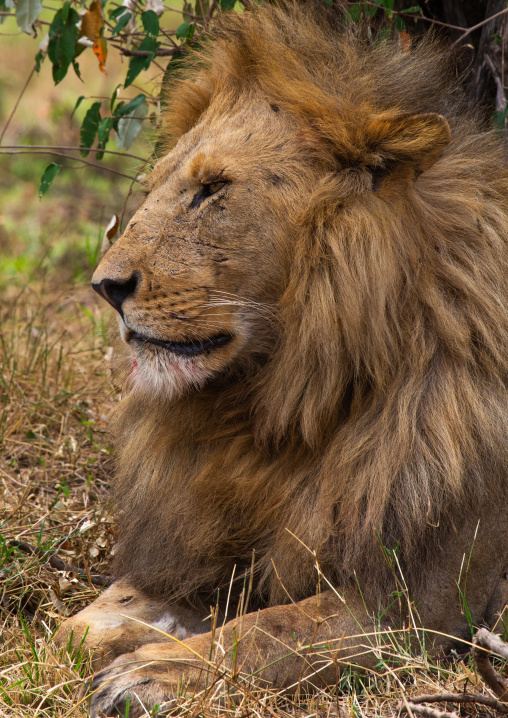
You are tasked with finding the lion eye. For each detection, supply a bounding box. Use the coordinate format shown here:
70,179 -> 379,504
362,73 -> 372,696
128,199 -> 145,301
191,180 -> 228,209
207,181 -> 227,194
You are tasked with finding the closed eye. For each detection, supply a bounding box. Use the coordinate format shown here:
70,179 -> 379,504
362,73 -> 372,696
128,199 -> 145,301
190,180 -> 228,209
208,181 -> 227,194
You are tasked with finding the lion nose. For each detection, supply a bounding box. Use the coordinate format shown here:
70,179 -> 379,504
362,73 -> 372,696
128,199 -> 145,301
92,274 -> 138,314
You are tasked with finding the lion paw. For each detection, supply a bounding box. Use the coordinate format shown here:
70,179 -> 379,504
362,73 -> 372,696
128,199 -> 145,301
88,652 -> 175,718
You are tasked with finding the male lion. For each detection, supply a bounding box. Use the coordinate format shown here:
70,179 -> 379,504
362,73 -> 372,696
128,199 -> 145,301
57,3 -> 508,716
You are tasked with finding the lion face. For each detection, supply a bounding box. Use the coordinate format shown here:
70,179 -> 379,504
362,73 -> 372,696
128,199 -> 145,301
92,100 -> 301,397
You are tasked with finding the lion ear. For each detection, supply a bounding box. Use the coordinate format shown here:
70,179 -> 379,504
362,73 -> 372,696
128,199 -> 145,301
366,112 -> 451,185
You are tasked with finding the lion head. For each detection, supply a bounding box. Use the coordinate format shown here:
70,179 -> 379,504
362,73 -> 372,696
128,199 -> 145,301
92,7 -> 454,408
92,4 -> 507,606
92,92 -> 300,399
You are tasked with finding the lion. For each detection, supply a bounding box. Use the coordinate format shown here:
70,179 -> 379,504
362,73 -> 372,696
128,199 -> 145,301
55,3 -> 508,716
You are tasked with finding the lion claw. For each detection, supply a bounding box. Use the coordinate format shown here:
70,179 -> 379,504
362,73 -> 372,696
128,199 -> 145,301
88,658 -> 171,718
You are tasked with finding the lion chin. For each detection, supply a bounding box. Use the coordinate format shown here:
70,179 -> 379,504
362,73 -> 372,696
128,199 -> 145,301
55,3 -> 507,718
128,351 -> 211,400
116,318 -> 238,399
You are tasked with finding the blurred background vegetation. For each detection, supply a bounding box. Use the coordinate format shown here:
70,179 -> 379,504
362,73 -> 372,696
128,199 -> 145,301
1,0 -> 507,285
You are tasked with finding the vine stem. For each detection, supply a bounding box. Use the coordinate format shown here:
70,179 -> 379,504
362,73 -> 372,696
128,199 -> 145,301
0,144 -> 147,162
451,7 -> 508,48
0,63 -> 37,145
0,149 -> 141,182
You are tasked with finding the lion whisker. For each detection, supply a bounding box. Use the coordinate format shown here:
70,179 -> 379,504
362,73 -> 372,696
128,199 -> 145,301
207,290 -> 276,312
198,302 -> 278,321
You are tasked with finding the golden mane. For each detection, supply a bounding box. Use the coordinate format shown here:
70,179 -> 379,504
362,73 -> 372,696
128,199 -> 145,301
110,3 -> 508,610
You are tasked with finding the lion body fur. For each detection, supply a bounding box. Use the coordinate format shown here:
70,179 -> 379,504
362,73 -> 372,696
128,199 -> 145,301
59,5 -> 508,705
109,5 -> 508,616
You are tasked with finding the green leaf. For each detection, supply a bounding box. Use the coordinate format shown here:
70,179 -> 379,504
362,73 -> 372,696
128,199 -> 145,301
141,10 -> 159,37
114,93 -> 147,117
47,2 -> 80,84
177,21 -> 195,40
72,59 -> 82,81
39,163 -> 61,198
96,117 -> 112,160
70,95 -> 85,121
34,49 -> 44,73
219,0 -> 237,8
112,104 -> 124,131
98,116 -> 112,145
80,101 -> 102,157
115,99 -> 149,150
176,22 -> 189,39
317,0 -> 332,6
112,11 -> 131,36
110,84 -> 121,112
182,0 -> 193,23
109,6 -> 128,20
394,15 -> 406,31
15,0 -> 42,34
124,35 -> 159,88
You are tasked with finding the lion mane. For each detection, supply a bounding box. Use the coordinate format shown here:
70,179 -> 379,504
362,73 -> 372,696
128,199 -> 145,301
107,3 -> 507,618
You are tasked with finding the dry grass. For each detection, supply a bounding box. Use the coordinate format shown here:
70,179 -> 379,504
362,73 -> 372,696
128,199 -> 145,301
0,238 -> 117,717
0,35 -> 124,711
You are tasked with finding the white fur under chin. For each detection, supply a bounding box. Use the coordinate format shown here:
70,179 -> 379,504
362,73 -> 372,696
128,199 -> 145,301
130,351 -> 212,400
118,317 -> 213,400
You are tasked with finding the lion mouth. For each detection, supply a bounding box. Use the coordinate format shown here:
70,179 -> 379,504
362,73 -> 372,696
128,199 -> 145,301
130,332 -> 233,357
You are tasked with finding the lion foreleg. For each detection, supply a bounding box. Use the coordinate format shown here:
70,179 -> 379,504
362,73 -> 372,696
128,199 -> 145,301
54,578 -> 209,669
88,588 -> 384,717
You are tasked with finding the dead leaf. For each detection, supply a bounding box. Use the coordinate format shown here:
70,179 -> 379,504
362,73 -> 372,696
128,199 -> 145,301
93,37 -> 108,75
102,214 -> 119,255
80,1 -> 103,42
48,588 -> 66,614
399,31 -> 411,53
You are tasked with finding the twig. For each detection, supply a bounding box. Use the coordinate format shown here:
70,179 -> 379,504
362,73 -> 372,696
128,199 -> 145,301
164,5 -> 204,20
472,627 -> 508,702
110,44 -> 183,57
398,703 -> 458,718
205,0 -> 218,31
396,14 -> 463,31
397,628 -> 508,717
0,144 -> 147,162
451,8 -> 508,49
408,691 -> 508,713
350,2 -> 464,31
0,63 -> 37,145
9,540 -> 112,587
0,149 -> 141,182
485,54 -> 506,113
